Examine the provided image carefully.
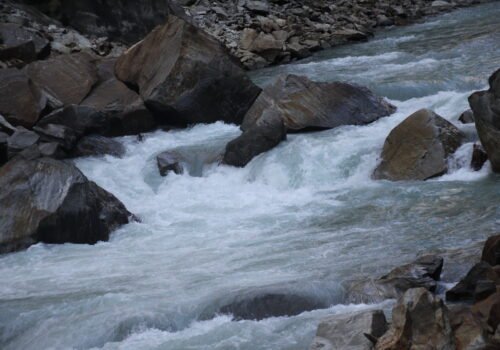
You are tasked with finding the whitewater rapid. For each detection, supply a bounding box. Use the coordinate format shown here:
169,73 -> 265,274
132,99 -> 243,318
1,2 -> 500,350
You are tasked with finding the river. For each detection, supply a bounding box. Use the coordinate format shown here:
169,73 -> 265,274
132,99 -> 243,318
1,2 -> 500,349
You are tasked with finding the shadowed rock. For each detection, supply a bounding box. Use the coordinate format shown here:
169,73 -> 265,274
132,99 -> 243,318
36,105 -> 106,136
373,109 -> 464,181
0,23 -> 50,65
72,135 -> 125,158
471,143 -> 488,171
115,14 -> 261,126
0,157 -> 131,254
446,262 -> 500,302
241,74 -> 396,132
458,109 -> 474,124
469,69 -> 500,173
482,234 -> 500,266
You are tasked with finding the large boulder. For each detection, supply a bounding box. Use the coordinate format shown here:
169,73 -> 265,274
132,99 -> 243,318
0,157 -> 131,254
469,69 -> 500,173
373,109 -> 464,181
310,310 -> 388,350
241,74 -> 396,132
375,288 -> 455,350
115,14 -> 261,126
346,255 -> 444,303
80,77 -> 156,136
26,52 -> 98,108
57,0 -> 187,44
0,68 -> 46,128
446,262 -> 500,302
223,111 -> 286,167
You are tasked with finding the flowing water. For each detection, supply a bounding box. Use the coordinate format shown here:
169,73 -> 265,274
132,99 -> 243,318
2,3 -> 500,349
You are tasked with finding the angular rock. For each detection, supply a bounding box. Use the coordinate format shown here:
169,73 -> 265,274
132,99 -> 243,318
446,262 -> 500,302
471,143 -> 488,171
38,142 -> 67,159
72,135 -> 125,158
0,23 -> 50,64
33,124 -> 78,150
115,14 -> 261,126
0,157 -> 131,254
458,109 -> 474,124
469,69 -> 500,173
241,74 -> 395,132
472,291 -> 500,334
310,310 -> 387,350
223,111 -> 286,167
156,151 -> 184,176
58,0 -> 187,44
7,127 -> 40,158
80,78 -> 156,136
0,114 -> 16,135
373,109 -> 465,181
0,68 -> 45,128
375,288 -> 455,350
26,52 -> 98,108
37,105 -> 106,136
448,304 -> 488,350
346,255 -> 444,303
482,234 -> 500,267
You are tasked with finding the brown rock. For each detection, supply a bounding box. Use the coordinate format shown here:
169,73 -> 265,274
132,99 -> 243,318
373,109 -> 464,181
0,68 -> 45,128
446,262 -> 500,302
115,14 -> 261,126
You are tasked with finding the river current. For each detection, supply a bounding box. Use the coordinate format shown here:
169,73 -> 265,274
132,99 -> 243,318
1,3 -> 500,349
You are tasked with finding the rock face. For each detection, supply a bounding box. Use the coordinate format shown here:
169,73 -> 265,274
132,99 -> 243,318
57,0 -> 187,44
375,288 -> 455,350
0,68 -> 45,128
0,157 -> 131,254
310,310 -> 388,350
347,255 -> 444,303
27,52 -> 98,108
373,109 -> 464,181
241,74 -> 396,132
115,14 -> 261,126
469,69 -> 500,173
223,112 -> 286,167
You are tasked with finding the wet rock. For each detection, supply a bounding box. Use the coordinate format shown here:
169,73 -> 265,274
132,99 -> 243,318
459,109 -> 475,124
310,310 -> 388,350
156,151 -> 183,177
0,23 -> 50,65
80,78 -> 156,136
469,69 -> 500,173
373,109 -> 465,181
482,234 -> 500,266
26,52 -> 98,108
375,288 -> 455,350
223,111 -> 286,167
72,135 -> 125,158
214,292 -> 325,321
115,14 -> 261,126
33,124 -> 78,151
0,157 -> 131,254
347,255 -> 444,303
446,262 -> 500,302
241,75 -> 395,132
471,143 -> 488,171
7,127 -> 40,158
58,0 -> 187,44
0,68 -> 45,128
37,105 -> 106,137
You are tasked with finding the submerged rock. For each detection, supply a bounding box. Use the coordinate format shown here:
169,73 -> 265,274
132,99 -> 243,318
469,68 -> 500,173
310,310 -> 388,350
373,109 -> 464,181
0,68 -> 45,128
0,157 -> 131,254
241,74 -> 396,132
156,151 -> 184,177
223,112 -> 286,167
115,14 -> 261,126
346,255 -> 444,303
375,288 -> 455,350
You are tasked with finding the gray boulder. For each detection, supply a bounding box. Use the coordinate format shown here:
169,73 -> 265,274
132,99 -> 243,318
115,14 -> 261,126
469,68 -> 500,173
373,109 -> 464,181
0,157 -> 131,254
310,310 -> 387,350
242,75 -> 395,132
